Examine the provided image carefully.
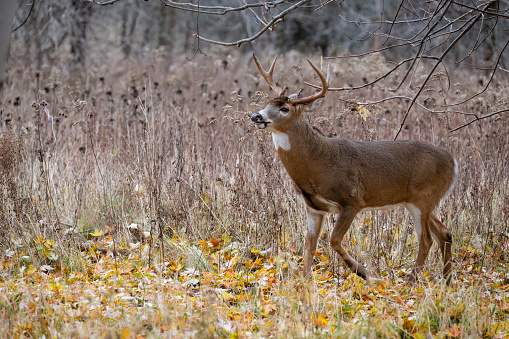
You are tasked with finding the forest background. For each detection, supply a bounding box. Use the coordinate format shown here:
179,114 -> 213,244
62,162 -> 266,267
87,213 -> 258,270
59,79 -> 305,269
0,0 -> 508,338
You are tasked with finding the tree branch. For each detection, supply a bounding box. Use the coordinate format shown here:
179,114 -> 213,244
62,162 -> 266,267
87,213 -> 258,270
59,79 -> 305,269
449,107 -> 509,132
194,0 -> 313,47
393,0 -> 496,140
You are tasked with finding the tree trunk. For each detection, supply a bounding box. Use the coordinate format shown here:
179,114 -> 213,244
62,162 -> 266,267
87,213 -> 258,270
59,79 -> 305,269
121,3 -> 138,58
70,0 -> 93,68
0,1 -> 17,114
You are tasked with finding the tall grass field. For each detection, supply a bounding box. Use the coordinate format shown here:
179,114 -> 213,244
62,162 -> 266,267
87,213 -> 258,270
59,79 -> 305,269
0,50 -> 508,338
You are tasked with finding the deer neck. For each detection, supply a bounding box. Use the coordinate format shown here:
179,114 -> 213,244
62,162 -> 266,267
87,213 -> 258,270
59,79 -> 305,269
272,119 -> 326,168
272,119 -> 339,212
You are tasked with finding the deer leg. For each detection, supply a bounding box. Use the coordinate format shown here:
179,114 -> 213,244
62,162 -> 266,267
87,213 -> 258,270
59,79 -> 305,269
329,207 -> 370,281
303,208 -> 324,278
405,204 -> 433,283
430,213 -> 453,285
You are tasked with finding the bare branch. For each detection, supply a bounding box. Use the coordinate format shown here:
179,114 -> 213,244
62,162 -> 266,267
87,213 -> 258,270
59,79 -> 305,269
449,108 -> 509,132
446,38 -> 509,107
88,0 -> 121,5
194,0 -> 313,47
454,9 -> 497,64
159,0 -> 289,15
90,0 -> 291,15
86,0 -> 509,131
452,0 -> 509,19
382,0 -> 406,46
306,56 -> 442,92
393,0 -> 497,140
392,0 -> 453,92
12,0 -> 35,32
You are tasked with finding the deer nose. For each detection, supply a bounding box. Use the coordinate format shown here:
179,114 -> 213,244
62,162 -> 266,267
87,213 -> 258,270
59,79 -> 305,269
251,112 -> 263,122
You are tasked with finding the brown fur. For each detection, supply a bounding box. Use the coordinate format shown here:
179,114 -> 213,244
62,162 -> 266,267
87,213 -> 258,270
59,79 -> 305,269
281,111 -> 455,284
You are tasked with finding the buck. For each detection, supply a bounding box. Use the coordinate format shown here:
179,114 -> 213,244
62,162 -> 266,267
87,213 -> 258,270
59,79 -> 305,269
250,54 -> 457,284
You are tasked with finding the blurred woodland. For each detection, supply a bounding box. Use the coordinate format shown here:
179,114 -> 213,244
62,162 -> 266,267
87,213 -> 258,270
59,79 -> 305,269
0,1 -> 508,337
4,0 -> 509,134
3,0 -> 509,64
8,0 -> 509,67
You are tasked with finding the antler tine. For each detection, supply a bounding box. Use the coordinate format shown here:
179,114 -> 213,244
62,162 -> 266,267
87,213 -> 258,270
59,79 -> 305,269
290,57 -> 329,105
253,53 -> 287,97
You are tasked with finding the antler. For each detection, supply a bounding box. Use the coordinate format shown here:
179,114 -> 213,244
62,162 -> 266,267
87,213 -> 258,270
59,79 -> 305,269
253,53 -> 287,97
290,58 -> 329,105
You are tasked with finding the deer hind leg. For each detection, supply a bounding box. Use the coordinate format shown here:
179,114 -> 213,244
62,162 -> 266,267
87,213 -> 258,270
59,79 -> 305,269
429,213 -> 453,284
329,207 -> 370,281
303,208 -> 324,278
405,203 -> 433,283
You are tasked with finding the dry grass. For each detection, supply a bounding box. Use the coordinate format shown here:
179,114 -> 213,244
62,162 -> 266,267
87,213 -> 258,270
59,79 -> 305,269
0,50 -> 508,338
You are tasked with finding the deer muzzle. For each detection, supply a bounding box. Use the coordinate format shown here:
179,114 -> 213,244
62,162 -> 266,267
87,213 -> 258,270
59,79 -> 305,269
251,112 -> 267,129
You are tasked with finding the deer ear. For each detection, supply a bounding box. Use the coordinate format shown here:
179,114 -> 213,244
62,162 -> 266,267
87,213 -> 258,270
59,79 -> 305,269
288,89 -> 304,99
309,97 -> 324,110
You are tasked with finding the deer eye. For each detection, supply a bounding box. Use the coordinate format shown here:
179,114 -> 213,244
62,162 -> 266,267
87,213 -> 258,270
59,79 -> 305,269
280,107 -> 289,113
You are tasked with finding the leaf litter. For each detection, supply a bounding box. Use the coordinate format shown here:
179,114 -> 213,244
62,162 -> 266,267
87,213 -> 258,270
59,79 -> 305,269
1,234 -> 508,338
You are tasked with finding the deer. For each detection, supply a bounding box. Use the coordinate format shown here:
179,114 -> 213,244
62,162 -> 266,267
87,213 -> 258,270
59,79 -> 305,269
250,54 -> 458,285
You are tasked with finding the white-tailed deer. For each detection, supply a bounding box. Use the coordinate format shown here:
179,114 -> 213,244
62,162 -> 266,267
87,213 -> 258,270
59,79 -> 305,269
251,54 -> 457,284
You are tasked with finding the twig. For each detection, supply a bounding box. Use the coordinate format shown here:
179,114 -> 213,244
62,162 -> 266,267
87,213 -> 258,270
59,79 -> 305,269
305,56 -> 442,92
12,0 -> 35,32
194,0 -> 313,47
449,108 -> 509,132
354,96 -> 477,116
158,0 -> 288,15
445,38 -> 509,107
393,2 -> 494,140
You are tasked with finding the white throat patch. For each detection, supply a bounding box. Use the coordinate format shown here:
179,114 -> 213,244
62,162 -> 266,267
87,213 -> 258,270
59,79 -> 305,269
272,132 -> 290,151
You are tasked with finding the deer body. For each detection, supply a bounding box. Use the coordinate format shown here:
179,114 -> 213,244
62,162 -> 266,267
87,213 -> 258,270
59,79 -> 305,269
251,55 -> 456,284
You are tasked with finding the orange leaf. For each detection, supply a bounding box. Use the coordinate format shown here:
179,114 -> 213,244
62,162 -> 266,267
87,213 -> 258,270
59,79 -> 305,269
448,324 -> 464,337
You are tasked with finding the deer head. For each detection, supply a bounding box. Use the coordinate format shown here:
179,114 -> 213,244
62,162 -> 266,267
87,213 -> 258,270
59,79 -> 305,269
250,54 -> 328,134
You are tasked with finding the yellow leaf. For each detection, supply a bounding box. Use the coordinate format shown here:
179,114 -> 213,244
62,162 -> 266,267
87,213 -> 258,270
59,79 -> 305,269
319,254 -> 330,264
317,313 -> 328,327
228,255 -> 239,267
254,257 -> 264,265
357,105 -> 371,121
120,328 -> 131,339
403,318 -> 415,333
220,291 -> 235,302
90,229 -> 104,237
202,193 -> 210,204
262,303 -> 277,315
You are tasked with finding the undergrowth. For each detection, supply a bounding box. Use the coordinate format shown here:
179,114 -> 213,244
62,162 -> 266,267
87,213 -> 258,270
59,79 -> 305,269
0,50 -> 507,338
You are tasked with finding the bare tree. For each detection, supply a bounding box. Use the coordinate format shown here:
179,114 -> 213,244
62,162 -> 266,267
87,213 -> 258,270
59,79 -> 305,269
120,2 -> 138,58
3,0 -> 507,134
87,0 -> 509,135
69,0 -> 93,67
0,1 -> 17,113
328,0 -> 509,138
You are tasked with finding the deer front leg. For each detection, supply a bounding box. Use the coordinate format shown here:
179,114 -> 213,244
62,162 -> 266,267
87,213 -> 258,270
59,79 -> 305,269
330,206 -> 371,281
303,208 -> 324,278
